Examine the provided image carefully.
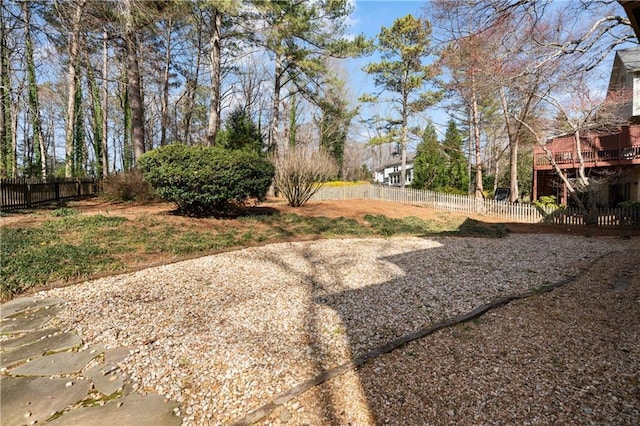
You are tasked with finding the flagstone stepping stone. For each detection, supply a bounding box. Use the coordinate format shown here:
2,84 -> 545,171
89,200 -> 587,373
0,376 -> 91,426
1,327 -> 60,350
0,331 -> 82,369
84,363 -> 125,396
105,346 -> 133,364
47,392 -> 182,426
1,296 -> 64,319
10,344 -> 105,376
0,305 -> 61,333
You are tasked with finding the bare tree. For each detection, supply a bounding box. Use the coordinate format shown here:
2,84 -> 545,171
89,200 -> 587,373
271,145 -> 338,207
517,74 -> 630,223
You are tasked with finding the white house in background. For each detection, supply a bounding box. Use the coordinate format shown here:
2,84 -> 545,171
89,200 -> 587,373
374,154 -> 416,186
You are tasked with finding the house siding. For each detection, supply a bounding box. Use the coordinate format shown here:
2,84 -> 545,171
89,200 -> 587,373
634,72 -> 640,117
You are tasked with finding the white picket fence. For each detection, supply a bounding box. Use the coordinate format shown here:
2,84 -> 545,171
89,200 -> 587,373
311,184 -> 639,227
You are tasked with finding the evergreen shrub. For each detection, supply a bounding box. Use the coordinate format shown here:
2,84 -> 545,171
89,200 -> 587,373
138,144 -> 274,214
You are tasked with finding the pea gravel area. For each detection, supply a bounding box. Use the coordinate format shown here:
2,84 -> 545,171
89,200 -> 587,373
43,234 -> 639,425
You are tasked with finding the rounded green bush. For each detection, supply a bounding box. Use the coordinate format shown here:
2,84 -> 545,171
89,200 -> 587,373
138,144 -> 274,214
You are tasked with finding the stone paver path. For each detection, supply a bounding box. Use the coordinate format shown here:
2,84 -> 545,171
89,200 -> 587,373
0,296 -> 182,426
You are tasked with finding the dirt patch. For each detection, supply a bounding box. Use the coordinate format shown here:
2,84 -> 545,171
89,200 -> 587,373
3,197 -> 637,237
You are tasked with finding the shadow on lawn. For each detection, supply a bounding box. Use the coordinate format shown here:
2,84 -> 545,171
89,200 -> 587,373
166,204 -> 281,219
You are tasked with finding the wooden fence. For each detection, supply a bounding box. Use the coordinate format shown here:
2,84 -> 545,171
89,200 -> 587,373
1,178 -> 98,211
541,207 -> 640,227
311,184 -> 639,227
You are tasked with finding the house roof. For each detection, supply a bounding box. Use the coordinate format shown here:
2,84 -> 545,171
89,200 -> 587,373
607,47 -> 639,119
616,47 -> 640,72
375,153 -> 416,172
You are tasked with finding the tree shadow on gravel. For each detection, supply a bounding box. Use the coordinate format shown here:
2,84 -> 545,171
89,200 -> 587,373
246,229 -> 634,425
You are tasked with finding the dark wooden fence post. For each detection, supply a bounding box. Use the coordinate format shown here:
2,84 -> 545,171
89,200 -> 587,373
25,183 -> 31,208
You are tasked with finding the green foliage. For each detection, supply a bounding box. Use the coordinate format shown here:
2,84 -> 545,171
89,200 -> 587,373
532,196 -> 569,223
411,123 -> 448,190
138,144 -> 275,214
533,195 -> 560,208
364,214 -> 437,236
361,14 -> 440,185
442,119 -> 469,193
216,107 -> 264,153
0,216 -> 127,298
86,60 -> 104,179
318,75 -> 356,177
0,31 -> 12,177
72,74 -> 85,177
241,213 -> 371,237
257,0 -> 371,149
617,200 -> 640,208
482,174 -> 495,195
456,219 -> 509,238
438,186 -> 468,195
51,207 -> 79,217
3,205 -> 509,298
364,14 -> 437,97
498,146 -> 533,200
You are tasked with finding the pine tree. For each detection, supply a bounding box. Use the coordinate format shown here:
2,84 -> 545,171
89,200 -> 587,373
442,119 -> 469,193
361,14 -> 440,187
318,74 -> 356,178
412,123 -> 447,190
216,107 -> 264,153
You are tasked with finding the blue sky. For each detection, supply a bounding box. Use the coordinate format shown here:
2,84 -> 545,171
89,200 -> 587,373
340,0 -> 634,145
346,0 -> 427,96
342,0 -> 449,144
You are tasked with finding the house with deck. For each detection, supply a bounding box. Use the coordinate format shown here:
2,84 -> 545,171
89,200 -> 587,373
532,46 -> 640,207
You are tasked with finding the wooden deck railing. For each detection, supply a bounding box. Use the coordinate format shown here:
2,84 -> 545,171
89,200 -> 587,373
311,184 -> 639,227
534,144 -> 640,168
1,178 -> 98,211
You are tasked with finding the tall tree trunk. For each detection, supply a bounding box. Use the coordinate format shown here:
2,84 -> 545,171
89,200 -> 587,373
64,0 -> 86,177
470,72 -> 483,198
288,92 -> 297,148
182,23 -> 202,144
400,90 -> 408,187
122,61 -> 133,172
574,128 -> 588,186
160,17 -> 171,146
86,58 -> 103,178
0,4 -> 13,177
123,0 -> 145,163
22,1 -> 46,178
73,75 -> 84,176
206,8 -> 221,146
269,53 -> 283,154
500,88 -> 519,202
101,28 -> 109,177
10,96 -> 16,177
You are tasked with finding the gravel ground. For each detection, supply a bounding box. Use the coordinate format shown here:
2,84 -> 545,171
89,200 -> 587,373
43,234 -> 637,425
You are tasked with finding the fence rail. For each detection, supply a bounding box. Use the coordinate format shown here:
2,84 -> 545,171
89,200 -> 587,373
311,184 -> 639,228
1,178 -> 98,211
